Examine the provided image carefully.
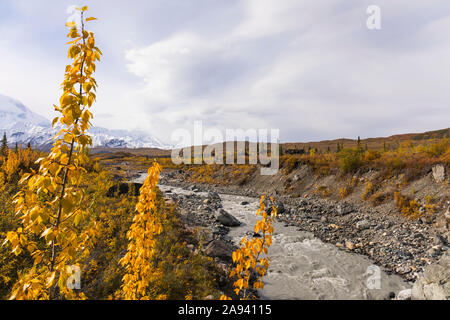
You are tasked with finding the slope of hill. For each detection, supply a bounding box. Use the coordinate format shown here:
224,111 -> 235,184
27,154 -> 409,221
283,128 -> 450,153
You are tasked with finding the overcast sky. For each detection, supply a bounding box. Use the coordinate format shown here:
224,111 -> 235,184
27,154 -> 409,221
0,0 -> 449,144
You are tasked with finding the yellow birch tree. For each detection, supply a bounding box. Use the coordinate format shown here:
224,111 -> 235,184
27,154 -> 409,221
221,195 -> 277,300
120,162 -> 164,300
3,6 -> 101,299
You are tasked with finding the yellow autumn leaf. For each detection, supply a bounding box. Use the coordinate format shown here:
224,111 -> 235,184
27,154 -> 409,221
65,21 -> 76,28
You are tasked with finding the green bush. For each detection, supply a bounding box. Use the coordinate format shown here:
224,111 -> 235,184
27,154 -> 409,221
338,148 -> 363,173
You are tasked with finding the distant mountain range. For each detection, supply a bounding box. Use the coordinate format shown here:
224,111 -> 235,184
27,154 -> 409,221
0,94 -> 171,150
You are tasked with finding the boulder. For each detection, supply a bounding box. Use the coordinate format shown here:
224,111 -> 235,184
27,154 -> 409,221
336,202 -> 353,215
276,201 -> 286,214
397,289 -> 412,300
204,240 -> 234,262
356,219 -> 371,231
215,209 -> 241,227
208,191 -> 222,209
266,199 -> 285,214
432,164 -> 446,183
412,251 -> 450,300
208,191 -> 221,201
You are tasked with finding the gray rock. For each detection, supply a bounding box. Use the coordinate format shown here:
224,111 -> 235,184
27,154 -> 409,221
215,209 -> 241,227
432,164 -> 446,183
207,191 -> 222,209
434,234 -> 448,246
396,266 -> 411,275
397,289 -> 412,300
276,201 -> 286,214
414,233 -> 425,240
199,229 -> 214,244
204,240 -> 234,262
356,219 -> 371,231
412,251 -> 450,300
427,246 -> 441,257
208,191 -> 221,201
396,251 -> 413,260
336,202 -> 353,215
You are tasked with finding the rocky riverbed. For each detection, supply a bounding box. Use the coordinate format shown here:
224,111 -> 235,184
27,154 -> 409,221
129,172 -> 417,299
128,170 -> 449,299
160,175 -> 448,275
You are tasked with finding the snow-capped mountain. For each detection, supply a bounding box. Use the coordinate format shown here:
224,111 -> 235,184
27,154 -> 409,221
0,94 -> 171,150
89,127 -> 169,149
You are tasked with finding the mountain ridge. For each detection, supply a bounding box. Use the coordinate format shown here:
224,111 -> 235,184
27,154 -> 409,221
0,94 -> 171,150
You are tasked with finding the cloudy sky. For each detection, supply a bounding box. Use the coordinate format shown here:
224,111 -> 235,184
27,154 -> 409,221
0,0 -> 449,144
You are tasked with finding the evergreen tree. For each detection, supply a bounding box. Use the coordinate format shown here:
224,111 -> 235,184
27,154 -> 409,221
14,142 -> 18,153
27,142 -> 32,150
357,136 -> 362,151
337,142 -> 341,153
1,132 -> 8,156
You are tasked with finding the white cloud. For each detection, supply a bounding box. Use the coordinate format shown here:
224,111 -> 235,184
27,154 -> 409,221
123,0 -> 450,143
